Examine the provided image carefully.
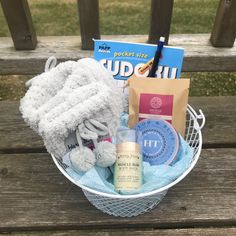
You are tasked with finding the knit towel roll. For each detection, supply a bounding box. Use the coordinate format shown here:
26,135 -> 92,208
20,58 -> 123,158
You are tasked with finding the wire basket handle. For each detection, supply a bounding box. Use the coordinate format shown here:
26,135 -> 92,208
193,109 -> 205,131
187,105 -> 205,131
195,109 -> 205,130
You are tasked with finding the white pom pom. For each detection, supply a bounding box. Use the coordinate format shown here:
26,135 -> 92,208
70,147 -> 96,172
94,141 -> 117,167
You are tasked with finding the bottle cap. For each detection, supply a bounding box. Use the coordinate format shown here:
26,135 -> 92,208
116,142 -> 140,152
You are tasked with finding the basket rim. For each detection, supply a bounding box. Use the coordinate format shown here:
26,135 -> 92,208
51,104 -> 203,199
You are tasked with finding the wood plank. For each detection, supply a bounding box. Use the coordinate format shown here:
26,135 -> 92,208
189,96 -> 236,148
148,0 -> 174,45
77,0 -> 100,50
210,0 -> 236,47
0,96 -> 236,152
1,228 -> 236,236
0,149 -> 235,230
0,34 -> 235,75
0,101 -> 44,153
0,0 -> 37,50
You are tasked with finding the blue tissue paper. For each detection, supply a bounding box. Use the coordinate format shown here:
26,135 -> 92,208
62,134 -> 193,195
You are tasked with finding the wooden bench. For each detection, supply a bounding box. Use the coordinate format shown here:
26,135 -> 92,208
0,0 -> 236,235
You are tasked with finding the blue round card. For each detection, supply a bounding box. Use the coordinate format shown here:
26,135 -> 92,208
134,119 -> 179,165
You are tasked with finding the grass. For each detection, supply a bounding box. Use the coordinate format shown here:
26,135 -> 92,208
0,0 -> 235,100
186,72 -> 236,96
0,0 -> 219,36
0,75 -> 30,101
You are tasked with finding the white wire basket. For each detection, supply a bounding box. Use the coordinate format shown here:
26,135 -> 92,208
52,104 -> 205,217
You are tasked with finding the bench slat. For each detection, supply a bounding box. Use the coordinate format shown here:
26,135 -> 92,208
0,149 -> 235,230
148,0 -> 174,44
210,0 -> 236,47
77,0 -> 100,50
0,0 -> 37,50
0,97 -> 235,153
0,101 -> 43,153
3,228 -> 236,236
189,96 -> 236,148
0,34 -> 235,75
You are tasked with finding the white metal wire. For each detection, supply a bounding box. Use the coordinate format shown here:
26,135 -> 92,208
83,189 -> 167,217
51,104 -> 205,217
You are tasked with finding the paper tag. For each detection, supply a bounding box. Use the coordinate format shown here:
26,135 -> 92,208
64,131 -> 112,153
139,93 -> 173,123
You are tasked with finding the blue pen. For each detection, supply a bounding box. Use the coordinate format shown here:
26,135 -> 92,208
148,36 -> 165,77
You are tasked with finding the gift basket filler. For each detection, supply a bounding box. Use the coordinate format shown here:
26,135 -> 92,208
20,37 -> 205,217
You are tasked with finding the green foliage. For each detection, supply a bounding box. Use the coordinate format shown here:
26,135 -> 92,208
187,72 -> 236,96
0,0 -> 220,36
171,0 -> 219,33
29,2 -> 80,36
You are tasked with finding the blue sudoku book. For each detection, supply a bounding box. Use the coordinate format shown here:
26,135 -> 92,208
94,39 -> 184,82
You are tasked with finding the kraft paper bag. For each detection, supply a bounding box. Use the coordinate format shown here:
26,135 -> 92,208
128,77 -> 190,137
